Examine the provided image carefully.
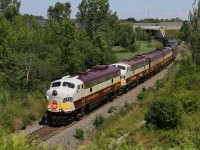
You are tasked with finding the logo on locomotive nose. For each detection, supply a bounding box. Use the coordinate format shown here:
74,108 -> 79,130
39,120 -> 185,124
52,100 -> 58,110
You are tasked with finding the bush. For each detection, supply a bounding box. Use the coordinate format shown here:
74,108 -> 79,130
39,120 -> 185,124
148,40 -> 163,49
75,128 -> 84,140
108,106 -> 116,113
175,56 -> 197,78
137,88 -> 148,100
179,137 -> 198,150
145,101 -> 181,130
129,43 -> 140,52
0,127 -> 62,150
118,102 -> 133,116
175,90 -> 198,113
156,79 -> 166,90
93,114 -> 105,129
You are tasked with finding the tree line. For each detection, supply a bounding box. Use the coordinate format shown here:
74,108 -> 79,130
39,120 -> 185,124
181,0 -> 200,64
121,17 -> 183,23
0,0 -> 137,95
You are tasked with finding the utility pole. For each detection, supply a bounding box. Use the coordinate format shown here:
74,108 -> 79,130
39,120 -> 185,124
148,10 -> 150,19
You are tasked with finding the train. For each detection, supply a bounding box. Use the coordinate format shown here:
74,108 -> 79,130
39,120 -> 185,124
45,38 -> 178,124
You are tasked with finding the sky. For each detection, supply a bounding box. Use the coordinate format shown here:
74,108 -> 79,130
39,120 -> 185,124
20,0 -> 194,20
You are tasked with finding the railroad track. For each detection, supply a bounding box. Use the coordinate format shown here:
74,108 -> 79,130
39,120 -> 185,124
27,100 -> 113,144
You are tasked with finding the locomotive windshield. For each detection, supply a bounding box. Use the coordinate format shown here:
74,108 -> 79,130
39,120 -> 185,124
117,65 -> 126,70
52,81 -> 61,87
63,82 -> 75,89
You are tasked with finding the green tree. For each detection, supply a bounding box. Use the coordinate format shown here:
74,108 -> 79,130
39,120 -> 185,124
76,0 -> 118,65
47,2 -> 71,20
115,21 -> 135,51
0,0 -> 20,20
0,14 -> 11,70
72,29 -> 102,69
76,0 -> 116,40
180,21 -> 191,43
189,0 -> 200,64
135,27 -> 151,42
145,100 -> 181,130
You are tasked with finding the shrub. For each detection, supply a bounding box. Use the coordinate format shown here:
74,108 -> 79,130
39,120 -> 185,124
148,40 -> 163,49
0,127 -> 61,150
0,88 -> 10,106
179,137 -> 198,150
93,114 -> 105,129
75,128 -> 84,140
174,90 -> 198,113
118,102 -> 133,116
137,88 -> 148,100
108,106 -> 116,113
129,43 -> 140,52
175,56 -> 197,78
156,79 -> 166,90
145,101 -> 181,130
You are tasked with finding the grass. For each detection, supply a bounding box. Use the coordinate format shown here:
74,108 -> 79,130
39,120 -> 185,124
0,92 -> 45,132
114,40 -> 163,61
77,102 -> 145,150
75,128 -> 84,140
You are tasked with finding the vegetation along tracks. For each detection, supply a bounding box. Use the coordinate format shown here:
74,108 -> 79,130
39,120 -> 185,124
26,100 -> 115,144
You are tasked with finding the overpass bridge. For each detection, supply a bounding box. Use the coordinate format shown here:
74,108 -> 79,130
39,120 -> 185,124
133,22 -> 183,37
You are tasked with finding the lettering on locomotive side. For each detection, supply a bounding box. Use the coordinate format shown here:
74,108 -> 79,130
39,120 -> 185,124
139,73 -> 143,77
86,93 -> 99,102
130,76 -> 137,81
103,87 -> 111,93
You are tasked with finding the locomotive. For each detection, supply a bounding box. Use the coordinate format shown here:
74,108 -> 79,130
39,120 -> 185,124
45,39 -> 178,124
46,65 -> 121,124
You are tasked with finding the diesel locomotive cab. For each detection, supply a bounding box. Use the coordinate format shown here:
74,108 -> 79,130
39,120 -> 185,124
46,77 -> 83,116
112,63 -> 130,86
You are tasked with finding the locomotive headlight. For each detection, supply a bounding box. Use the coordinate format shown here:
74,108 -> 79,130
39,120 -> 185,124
63,97 -> 73,103
45,96 -> 49,100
